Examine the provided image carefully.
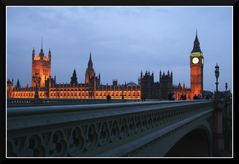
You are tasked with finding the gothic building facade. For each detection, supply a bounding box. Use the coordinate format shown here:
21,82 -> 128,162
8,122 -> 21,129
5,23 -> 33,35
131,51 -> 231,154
7,47 -> 141,100
139,71 -> 173,100
7,33 -> 203,101
32,43 -> 51,88
139,32 -> 204,100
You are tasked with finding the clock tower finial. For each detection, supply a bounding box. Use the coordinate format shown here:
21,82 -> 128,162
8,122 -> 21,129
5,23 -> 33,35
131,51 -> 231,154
192,30 -> 202,53
41,36 -> 43,52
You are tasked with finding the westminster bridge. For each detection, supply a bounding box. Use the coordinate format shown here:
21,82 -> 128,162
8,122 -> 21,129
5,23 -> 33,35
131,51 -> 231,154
7,98 -> 232,157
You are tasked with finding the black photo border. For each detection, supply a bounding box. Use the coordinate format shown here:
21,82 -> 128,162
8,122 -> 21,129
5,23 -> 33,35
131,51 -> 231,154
0,0 -> 238,161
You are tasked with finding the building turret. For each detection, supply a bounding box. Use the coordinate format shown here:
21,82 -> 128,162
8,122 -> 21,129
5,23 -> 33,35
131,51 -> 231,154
15,79 -> 21,89
88,52 -> 93,68
32,40 -> 51,87
39,39 -> 44,58
48,49 -> 51,61
70,69 -> 78,86
113,80 -> 118,86
178,83 -> 182,89
85,52 -> 96,84
32,48 -> 35,60
96,73 -> 101,86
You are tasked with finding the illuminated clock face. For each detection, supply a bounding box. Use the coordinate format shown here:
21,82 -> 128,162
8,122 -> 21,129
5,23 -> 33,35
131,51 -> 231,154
192,57 -> 199,64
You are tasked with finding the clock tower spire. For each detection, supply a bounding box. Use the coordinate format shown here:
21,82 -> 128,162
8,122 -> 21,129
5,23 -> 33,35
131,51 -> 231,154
192,30 -> 202,53
190,31 -> 204,99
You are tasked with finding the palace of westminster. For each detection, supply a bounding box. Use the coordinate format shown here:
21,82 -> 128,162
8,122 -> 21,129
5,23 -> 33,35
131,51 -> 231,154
7,33 -> 204,100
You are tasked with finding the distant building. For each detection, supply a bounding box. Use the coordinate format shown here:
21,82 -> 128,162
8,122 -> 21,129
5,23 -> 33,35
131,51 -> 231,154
139,70 -> 173,100
190,31 -> 204,98
7,33 -> 204,101
8,46 -> 140,100
32,42 -> 51,88
139,32 -> 204,100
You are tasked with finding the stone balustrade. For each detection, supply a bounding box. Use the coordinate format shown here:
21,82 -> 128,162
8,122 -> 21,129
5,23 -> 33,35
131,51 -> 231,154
7,100 -> 214,157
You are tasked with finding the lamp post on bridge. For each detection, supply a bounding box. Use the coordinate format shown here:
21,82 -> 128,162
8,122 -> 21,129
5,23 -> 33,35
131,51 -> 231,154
215,63 -> 219,93
213,63 -> 225,156
225,82 -> 228,91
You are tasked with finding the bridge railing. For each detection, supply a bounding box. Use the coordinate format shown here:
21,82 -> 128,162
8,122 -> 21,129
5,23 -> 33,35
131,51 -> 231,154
7,98 -> 141,107
7,100 -> 214,157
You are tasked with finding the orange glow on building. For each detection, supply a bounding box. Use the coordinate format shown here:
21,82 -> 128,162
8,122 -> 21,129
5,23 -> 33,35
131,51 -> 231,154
7,48 -> 141,100
32,48 -> 51,88
8,85 -> 141,100
190,32 -> 204,98
8,33 -> 204,101
190,61 -> 203,96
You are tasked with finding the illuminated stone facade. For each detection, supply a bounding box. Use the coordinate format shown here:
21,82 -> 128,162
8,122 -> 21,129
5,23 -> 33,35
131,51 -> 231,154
7,48 -> 141,100
8,33 -> 203,101
174,32 -> 204,100
32,47 -> 51,88
190,32 -> 204,97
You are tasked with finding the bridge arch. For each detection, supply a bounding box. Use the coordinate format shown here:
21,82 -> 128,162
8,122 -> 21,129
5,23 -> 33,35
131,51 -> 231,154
126,116 -> 213,157
165,126 -> 212,157
164,120 -> 213,157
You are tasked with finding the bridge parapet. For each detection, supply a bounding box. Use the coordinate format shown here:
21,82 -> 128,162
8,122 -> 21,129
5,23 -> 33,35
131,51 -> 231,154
7,98 -> 140,107
7,100 -> 214,157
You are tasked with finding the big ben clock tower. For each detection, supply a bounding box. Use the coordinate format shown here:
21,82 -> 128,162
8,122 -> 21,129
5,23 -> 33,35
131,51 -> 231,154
190,32 -> 204,98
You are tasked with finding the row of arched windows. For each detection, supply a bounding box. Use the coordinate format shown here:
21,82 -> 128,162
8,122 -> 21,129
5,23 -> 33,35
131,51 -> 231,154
11,90 -> 141,99
51,88 -> 88,92
50,92 -> 88,97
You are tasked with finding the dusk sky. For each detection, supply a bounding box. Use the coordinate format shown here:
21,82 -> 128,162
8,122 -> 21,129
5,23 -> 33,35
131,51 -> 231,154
7,6 -> 232,92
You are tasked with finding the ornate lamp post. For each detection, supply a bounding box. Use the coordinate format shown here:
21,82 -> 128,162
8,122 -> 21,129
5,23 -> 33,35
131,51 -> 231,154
213,63 -> 225,156
215,63 -> 220,93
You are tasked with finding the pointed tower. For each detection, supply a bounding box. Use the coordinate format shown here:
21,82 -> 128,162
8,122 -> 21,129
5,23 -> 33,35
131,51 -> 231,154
85,52 -> 96,84
70,69 -> 78,86
39,37 -> 44,58
191,30 -> 202,53
190,31 -> 204,98
16,79 -> 21,89
48,49 -> 51,62
32,48 -> 35,60
88,52 -> 93,68
32,39 -> 51,88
